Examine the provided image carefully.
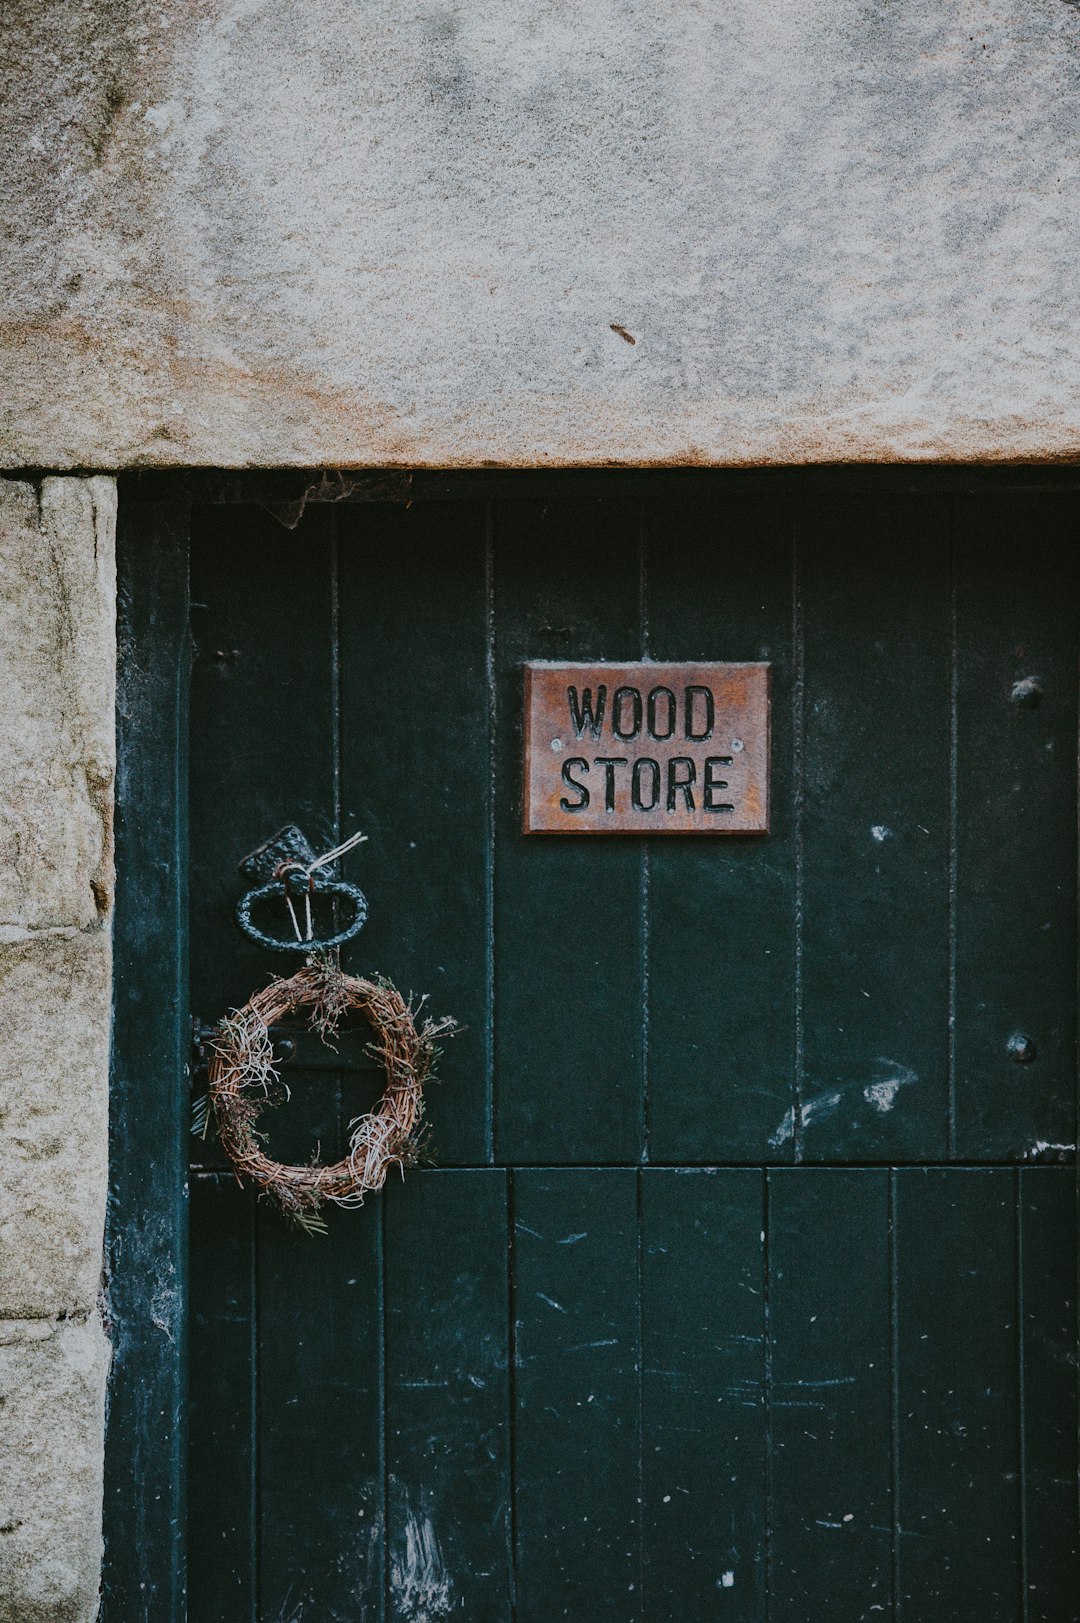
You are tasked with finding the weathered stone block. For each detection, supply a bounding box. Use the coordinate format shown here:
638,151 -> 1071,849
2,2 -> 1079,467
0,929 -> 111,1319
0,1315 -> 110,1623
0,476 -> 115,936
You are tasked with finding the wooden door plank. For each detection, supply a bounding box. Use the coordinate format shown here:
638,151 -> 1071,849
895,1168 -> 1020,1619
187,1178 -> 256,1623
1020,1167 -> 1080,1620
640,1169 -> 766,1619
189,504 -> 342,1170
768,1168 -> 892,1620
512,1169 -> 641,1621
798,500 -> 952,1161
384,1170 -> 511,1623
493,499 -> 645,1164
338,502 -> 492,1164
644,492 -> 796,1162
954,496 -> 1079,1159
257,1201 -> 385,1622
190,503 -> 352,1616
106,502 -> 190,1620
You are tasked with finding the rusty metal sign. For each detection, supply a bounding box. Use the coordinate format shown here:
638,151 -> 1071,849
523,662 -> 770,835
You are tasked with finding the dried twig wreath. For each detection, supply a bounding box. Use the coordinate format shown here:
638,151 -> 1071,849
204,954 -> 457,1234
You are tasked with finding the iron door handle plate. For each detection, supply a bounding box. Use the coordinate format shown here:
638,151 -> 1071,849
233,822 -> 369,953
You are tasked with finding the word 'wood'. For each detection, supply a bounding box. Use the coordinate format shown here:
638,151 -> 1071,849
523,661 -> 770,834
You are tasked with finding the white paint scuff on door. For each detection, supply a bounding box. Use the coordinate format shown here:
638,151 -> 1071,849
769,1060 -> 917,1147
862,1062 -> 918,1114
389,1488 -> 454,1622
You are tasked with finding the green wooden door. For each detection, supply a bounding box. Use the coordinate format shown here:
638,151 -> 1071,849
184,483 -> 1078,1621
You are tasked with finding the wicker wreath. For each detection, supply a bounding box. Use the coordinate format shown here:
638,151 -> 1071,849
204,955 -> 457,1231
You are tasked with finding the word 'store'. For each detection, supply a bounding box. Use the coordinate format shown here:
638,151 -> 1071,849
523,661 -> 771,834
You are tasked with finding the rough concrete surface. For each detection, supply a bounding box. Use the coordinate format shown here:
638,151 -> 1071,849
0,1317 -> 110,1623
0,477 -> 115,1621
2,0 -> 1079,469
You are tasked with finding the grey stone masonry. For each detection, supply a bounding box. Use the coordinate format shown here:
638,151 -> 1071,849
2,0 -> 1079,469
0,478 -> 115,1623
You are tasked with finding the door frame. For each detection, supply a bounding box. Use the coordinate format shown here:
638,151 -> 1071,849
104,465 -> 1080,1619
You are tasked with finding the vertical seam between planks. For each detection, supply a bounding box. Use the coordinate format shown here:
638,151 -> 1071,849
638,496 -> 650,658
792,523 -> 805,1165
947,513 -> 959,1160
176,517 -> 192,1623
331,510 -> 342,846
638,498 -> 650,657
889,1168 -> 901,1622
506,1170 -> 519,1622
250,1199 -> 260,1623
639,503 -> 651,1165
1017,1168 -> 1029,1623
635,495 -> 649,1623
486,503 -> 497,1167
640,848 -> 651,1164
763,1169 -> 774,1622
636,1167 -> 646,1623
1076,540 -> 1080,1573
379,1199 -> 390,1623
332,511 -> 345,1149
1076,537 -> 1080,1566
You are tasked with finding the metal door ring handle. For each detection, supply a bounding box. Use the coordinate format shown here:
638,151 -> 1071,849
235,876 -> 368,953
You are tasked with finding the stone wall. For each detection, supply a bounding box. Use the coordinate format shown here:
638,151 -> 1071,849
2,0 -> 1079,471
0,479 -> 115,1623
